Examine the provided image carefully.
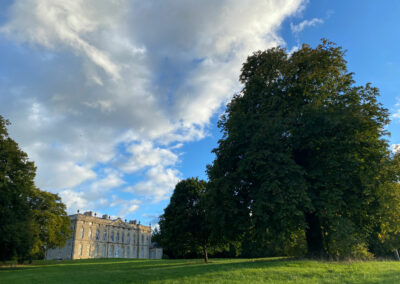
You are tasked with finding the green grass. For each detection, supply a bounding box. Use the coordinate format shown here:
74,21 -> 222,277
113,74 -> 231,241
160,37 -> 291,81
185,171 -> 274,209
1,257 -> 400,284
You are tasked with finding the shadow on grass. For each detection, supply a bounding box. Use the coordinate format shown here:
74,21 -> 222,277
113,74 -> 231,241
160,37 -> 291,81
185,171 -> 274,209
1,257 -> 400,283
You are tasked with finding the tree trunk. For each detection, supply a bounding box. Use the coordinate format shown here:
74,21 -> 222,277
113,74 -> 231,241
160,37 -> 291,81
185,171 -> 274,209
202,244 -> 208,263
394,249 -> 400,261
305,213 -> 325,258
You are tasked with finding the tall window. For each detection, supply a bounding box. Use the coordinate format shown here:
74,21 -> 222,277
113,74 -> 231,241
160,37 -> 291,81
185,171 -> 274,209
127,233 -> 130,244
111,231 -> 114,242
127,247 -> 130,258
80,227 -> 84,239
141,235 -> 144,243
116,232 -> 119,242
95,245 -> 99,257
103,231 -> 107,241
96,229 -> 100,241
121,232 -> 124,243
102,244 -> 106,257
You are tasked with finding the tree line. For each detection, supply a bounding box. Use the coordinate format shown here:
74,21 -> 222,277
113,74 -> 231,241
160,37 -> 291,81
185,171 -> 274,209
0,116 -> 71,263
156,40 -> 400,262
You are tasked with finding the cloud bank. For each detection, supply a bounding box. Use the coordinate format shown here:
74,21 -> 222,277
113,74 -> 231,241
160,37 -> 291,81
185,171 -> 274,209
0,0 -> 304,217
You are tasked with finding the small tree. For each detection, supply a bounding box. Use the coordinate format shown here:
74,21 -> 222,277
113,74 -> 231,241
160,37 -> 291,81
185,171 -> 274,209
159,178 -> 211,262
29,188 -> 71,261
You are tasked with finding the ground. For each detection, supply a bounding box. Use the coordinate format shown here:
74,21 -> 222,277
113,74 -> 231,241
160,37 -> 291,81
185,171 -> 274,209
1,258 -> 400,283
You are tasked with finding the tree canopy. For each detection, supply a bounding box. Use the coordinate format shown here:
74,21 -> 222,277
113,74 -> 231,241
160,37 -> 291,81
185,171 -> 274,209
206,40 -> 400,258
159,178 -> 211,262
0,116 -> 71,262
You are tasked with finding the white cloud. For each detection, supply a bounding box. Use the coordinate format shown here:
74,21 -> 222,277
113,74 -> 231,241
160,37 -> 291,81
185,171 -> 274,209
1,0 -> 123,80
125,166 -> 181,202
391,144 -> 400,153
119,141 -> 179,173
290,17 -> 324,33
0,0 -> 306,215
59,189 -> 90,214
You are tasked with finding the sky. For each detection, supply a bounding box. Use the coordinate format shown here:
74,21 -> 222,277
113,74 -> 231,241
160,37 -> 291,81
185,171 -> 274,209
1,0 -> 400,228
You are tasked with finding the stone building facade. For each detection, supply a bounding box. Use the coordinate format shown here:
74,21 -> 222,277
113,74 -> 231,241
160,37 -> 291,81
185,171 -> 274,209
45,211 -> 162,260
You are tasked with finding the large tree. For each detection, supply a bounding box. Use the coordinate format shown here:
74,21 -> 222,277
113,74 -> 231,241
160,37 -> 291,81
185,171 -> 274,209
207,40 -> 398,258
0,116 -> 36,262
0,116 -> 71,262
159,178 -> 211,262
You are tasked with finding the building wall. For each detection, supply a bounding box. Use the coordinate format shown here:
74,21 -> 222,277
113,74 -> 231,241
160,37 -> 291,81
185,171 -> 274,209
45,212 -> 161,260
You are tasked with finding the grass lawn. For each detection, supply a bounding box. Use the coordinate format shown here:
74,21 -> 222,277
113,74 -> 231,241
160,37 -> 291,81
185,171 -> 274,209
1,257 -> 400,284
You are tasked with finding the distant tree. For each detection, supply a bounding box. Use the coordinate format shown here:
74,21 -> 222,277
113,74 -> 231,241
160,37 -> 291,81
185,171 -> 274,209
369,154 -> 400,259
0,116 -> 70,263
207,40 -> 398,258
159,178 -> 211,262
29,188 -> 71,261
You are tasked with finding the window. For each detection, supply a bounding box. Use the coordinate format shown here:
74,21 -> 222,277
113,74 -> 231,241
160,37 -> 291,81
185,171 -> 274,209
127,233 -> 130,244
111,231 -> 114,242
103,231 -> 107,241
109,245 -> 113,257
102,244 -> 106,257
127,247 -> 130,258
116,232 -> 119,242
121,232 -> 124,243
95,245 -> 99,257
96,229 -> 100,240
141,235 -> 144,243
80,227 -> 84,239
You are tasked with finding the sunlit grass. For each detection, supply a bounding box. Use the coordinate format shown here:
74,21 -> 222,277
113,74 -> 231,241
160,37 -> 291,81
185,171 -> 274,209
1,257 -> 400,283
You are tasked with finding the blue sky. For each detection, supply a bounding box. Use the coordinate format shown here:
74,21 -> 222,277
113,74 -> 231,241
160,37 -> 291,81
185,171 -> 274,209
0,0 -> 399,228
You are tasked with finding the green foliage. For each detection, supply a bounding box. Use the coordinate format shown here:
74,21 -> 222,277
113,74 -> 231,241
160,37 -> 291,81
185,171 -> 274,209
29,188 -> 72,259
0,116 -> 36,262
159,178 -> 211,262
207,40 -> 398,258
0,116 -> 70,262
2,258 -> 400,283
